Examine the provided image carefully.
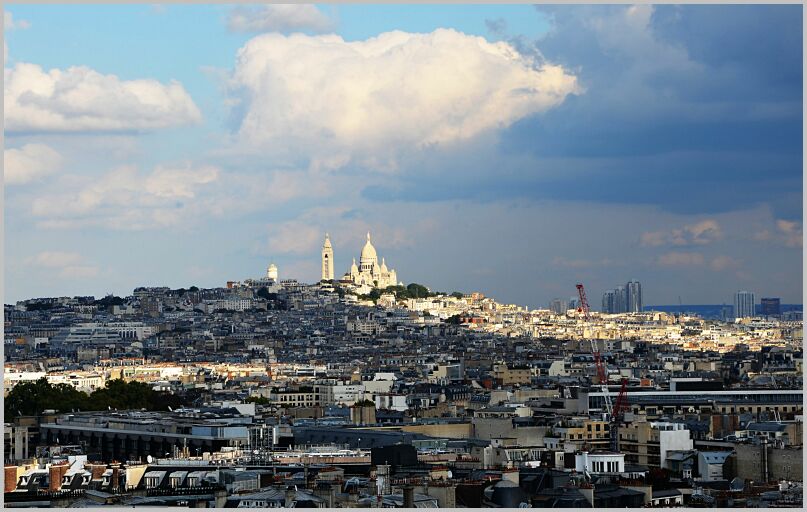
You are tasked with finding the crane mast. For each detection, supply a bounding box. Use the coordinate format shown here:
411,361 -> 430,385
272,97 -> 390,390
576,283 -> 612,418
576,282 -> 630,452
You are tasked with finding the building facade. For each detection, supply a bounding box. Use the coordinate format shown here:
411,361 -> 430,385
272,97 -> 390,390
760,297 -> 780,317
626,280 -> 642,313
734,291 -> 756,319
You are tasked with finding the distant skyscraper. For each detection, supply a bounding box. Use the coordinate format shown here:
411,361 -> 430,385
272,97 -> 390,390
614,285 -> 627,314
602,290 -> 616,314
321,233 -> 334,281
734,291 -> 756,319
549,298 -> 568,315
760,297 -> 781,317
626,280 -> 642,313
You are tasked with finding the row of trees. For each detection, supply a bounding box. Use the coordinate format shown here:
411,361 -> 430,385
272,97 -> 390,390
4,378 -> 185,419
357,283 -> 464,303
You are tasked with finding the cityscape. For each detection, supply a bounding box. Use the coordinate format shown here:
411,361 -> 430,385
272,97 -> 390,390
3,231 -> 803,507
3,3 -> 803,510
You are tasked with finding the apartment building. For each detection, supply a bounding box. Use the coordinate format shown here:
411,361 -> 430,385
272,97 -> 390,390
618,421 -> 693,468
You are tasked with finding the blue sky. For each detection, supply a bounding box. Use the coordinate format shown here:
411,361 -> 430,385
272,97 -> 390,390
4,4 -> 803,307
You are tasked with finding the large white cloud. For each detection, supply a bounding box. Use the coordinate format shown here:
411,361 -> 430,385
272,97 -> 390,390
228,4 -> 334,34
229,29 -> 581,159
4,63 -> 202,133
4,143 -> 63,185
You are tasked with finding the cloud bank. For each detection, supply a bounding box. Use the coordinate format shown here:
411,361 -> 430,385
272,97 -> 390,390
228,29 -> 581,162
228,4 -> 334,34
4,63 -> 202,133
4,143 -> 63,185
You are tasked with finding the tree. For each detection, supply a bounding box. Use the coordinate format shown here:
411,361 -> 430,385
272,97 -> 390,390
26,303 -> 55,312
94,295 -> 124,310
246,396 -> 271,406
406,283 -> 430,299
451,291 -> 464,299
446,314 -> 463,325
3,378 -> 184,420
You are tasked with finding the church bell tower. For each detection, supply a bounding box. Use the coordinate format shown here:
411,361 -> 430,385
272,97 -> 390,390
321,233 -> 334,281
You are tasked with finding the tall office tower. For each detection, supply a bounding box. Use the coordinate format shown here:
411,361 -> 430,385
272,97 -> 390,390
321,233 -> 334,281
626,280 -> 643,313
569,297 -> 579,311
734,290 -> 756,319
549,298 -> 568,315
614,285 -> 627,314
602,290 -> 616,314
760,298 -> 781,317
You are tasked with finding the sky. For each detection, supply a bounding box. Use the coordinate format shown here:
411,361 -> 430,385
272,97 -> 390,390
3,4 -> 803,308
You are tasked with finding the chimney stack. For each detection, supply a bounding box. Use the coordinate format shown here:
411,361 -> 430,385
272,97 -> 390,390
4,466 -> 18,492
49,463 -> 69,492
111,466 -> 121,491
403,484 -> 415,508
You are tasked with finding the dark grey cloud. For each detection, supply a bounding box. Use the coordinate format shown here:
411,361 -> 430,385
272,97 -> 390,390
363,5 -> 802,220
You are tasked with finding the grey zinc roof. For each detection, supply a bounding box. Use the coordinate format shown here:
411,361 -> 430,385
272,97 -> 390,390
746,422 -> 788,432
653,488 -> 684,498
700,451 -> 732,464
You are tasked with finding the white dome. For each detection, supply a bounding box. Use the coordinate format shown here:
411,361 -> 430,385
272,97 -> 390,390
360,232 -> 377,262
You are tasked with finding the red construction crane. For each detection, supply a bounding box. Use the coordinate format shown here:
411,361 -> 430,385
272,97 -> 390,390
576,283 -> 608,388
610,377 -> 630,452
577,282 -> 630,450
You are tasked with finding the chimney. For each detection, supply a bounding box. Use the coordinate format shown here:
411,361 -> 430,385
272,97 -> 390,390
49,463 -> 69,492
4,466 -> 18,492
88,464 -> 105,481
403,484 -> 415,508
761,437 -> 770,483
111,467 -> 120,490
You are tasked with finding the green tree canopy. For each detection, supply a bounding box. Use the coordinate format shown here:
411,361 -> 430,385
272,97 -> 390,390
3,378 -> 183,420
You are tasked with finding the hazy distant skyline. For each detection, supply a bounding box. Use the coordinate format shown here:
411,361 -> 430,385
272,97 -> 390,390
4,4 -> 803,307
